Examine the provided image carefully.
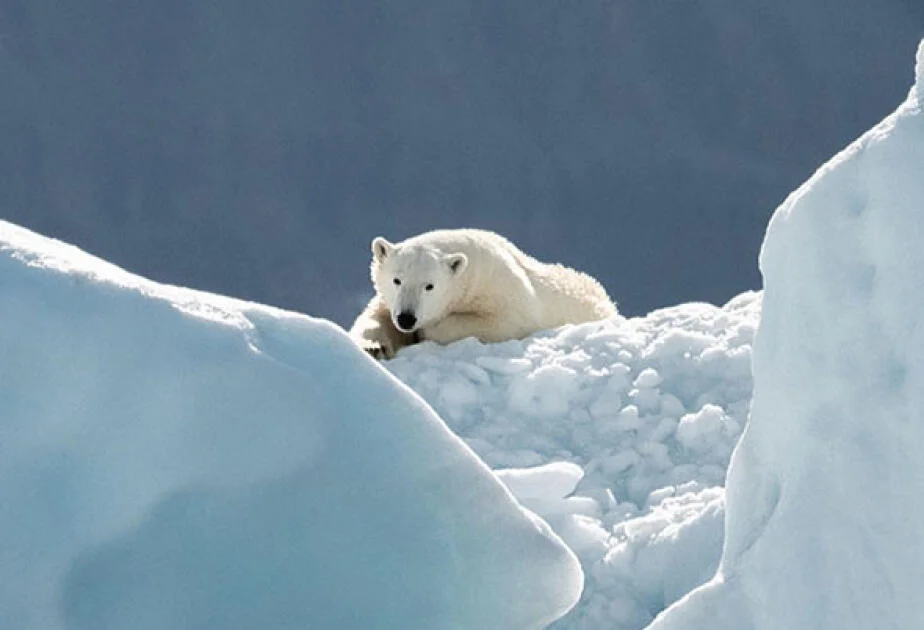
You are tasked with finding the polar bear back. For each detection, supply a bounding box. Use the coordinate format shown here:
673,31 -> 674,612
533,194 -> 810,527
402,228 -> 616,332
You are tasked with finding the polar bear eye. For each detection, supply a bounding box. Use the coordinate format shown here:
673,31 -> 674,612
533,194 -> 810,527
425,283 -> 434,291
393,278 -> 401,286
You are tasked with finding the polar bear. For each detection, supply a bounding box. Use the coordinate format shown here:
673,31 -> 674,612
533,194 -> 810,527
350,228 -> 617,359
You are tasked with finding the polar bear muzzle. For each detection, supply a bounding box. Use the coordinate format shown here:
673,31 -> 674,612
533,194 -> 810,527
395,311 -> 417,332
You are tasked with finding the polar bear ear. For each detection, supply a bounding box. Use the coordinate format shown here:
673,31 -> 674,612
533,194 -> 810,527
446,253 -> 468,275
371,237 -> 394,262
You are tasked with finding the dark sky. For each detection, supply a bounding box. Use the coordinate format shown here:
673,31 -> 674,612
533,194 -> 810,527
1,1 -> 922,325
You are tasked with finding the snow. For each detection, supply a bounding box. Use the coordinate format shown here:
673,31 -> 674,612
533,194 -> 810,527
386,293 -> 759,628
0,221 -> 582,630
1,214 -> 761,630
8,38 -> 922,628
647,39 -> 924,630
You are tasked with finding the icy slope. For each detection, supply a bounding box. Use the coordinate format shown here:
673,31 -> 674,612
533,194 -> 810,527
386,292 -> 759,629
647,39 -> 924,630
0,221 -> 582,630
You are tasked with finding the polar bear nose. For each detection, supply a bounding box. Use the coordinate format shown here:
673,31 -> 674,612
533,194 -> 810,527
396,311 -> 417,332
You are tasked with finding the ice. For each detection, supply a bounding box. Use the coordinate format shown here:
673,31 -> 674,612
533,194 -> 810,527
496,462 -> 585,503
649,39 -> 924,630
5,34 -> 924,630
1,217 -> 760,630
675,404 -> 737,463
387,292 -> 760,628
509,364 -> 582,417
633,368 -> 663,389
0,221 -> 582,630
918,40 -> 924,86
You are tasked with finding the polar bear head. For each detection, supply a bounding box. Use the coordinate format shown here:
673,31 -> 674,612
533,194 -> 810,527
371,236 -> 469,333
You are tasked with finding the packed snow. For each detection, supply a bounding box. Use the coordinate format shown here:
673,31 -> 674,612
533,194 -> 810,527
0,221 -> 582,630
386,292 -> 759,628
647,39 -> 924,630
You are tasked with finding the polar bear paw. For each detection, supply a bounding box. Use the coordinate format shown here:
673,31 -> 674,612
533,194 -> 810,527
360,338 -> 395,361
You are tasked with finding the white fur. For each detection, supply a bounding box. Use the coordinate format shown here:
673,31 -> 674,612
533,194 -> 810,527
350,229 -> 617,359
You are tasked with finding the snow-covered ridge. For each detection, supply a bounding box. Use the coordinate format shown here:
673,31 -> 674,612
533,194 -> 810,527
386,292 -> 759,628
0,220 -> 582,630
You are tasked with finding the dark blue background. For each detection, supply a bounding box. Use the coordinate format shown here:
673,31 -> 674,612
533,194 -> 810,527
2,1 -> 922,324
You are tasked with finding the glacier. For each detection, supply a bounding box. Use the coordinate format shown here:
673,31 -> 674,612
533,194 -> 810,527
0,222 -> 582,630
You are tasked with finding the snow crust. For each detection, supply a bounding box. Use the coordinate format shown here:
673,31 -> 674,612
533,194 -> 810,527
648,38 -> 924,630
0,221 -> 582,630
387,292 -> 759,628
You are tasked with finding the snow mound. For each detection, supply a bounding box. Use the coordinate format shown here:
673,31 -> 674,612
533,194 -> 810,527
649,38 -> 924,630
386,291 -> 759,629
0,221 -> 582,630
